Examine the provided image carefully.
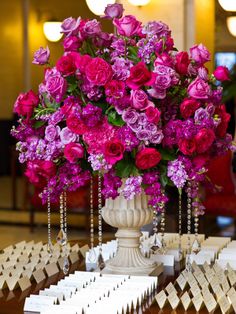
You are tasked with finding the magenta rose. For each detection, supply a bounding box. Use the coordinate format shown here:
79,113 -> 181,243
113,15 -> 141,37
61,17 -> 81,36
105,80 -> 126,99
190,43 -> 210,65
86,57 -> 113,86
103,139 -> 125,165
180,98 -> 201,119
32,46 -> 50,65
130,90 -> 152,111
213,66 -> 230,81
25,160 -> 56,187
83,19 -> 102,37
45,68 -> 67,102
71,53 -> 91,74
66,114 -> 88,135
145,106 -> 161,124
187,78 -> 211,99
56,54 -> 76,76
175,51 -> 190,75
64,142 -> 84,163
126,62 -> 156,90
14,90 -> 39,119
103,3 -> 124,19
60,127 -> 77,144
63,36 -> 81,52
135,148 -> 161,170
195,128 -> 215,153
178,138 -> 196,156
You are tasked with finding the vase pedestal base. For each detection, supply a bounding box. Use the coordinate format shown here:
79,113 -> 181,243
99,261 -> 163,276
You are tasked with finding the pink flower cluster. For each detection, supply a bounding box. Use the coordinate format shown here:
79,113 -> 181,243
12,3 -> 235,209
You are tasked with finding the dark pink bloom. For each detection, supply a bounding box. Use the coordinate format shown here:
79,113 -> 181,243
180,98 -> 201,119
175,51 -> 190,75
187,78 -> 211,99
195,128 -> 215,153
103,139 -> 125,165
63,36 -> 81,52
145,106 -> 161,124
86,57 -> 113,86
66,114 -> 88,135
178,138 -> 196,156
25,160 -> 56,187
14,90 -> 39,119
113,15 -> 141,37
126,62 -> 156,90
64,142 -> 84,163
135,148 -> 161,170
56,54 -> 76,76
213,66 -> 230,81
130,90 -> 152,111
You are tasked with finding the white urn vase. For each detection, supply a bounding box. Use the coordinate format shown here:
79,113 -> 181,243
102,192 -> 163,275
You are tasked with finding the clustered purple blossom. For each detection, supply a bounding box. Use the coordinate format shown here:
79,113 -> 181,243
82,103 -> 102,127
102,171 -> 122,199
167,159 -> 188,188
117,126 -> 139,151
121,176 -> 142,200
81,79 -> 103,101
112,57 -> 132,81
88,153 -> 112,171
137,36 -> 157,64
110,38 -> 126,59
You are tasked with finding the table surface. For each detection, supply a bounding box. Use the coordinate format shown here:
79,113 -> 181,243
0,257 -> 223,314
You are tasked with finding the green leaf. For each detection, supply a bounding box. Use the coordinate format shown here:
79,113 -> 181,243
115,158 -> 137,178
108,109 -> 125,127
33,120 -> 46,128
158,148 -> 176,161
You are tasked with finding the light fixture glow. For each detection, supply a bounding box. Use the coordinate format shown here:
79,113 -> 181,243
218,0 -> 236,12
227,16 -> 236,36
85,0 -> 116,16
43,22 -> 63,42
127,0 -> 151,6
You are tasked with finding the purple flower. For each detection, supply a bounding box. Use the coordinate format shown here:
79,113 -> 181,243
143,171 -> 159,184
129,120 -> 142,132
145,123 -> 157,134
45,68 -> 67,102
103,3 -> 124,19
83,19 -> 101,37
63,36 -> 81,52
102,170 -> 122,199
143,21 -> 170,38
49,109 -> 64,125
137,113 -> 148,126
187,77 -> 211,100
190,43 -> 210,65
82,103 -> 102,127
45,125 -> 60,142
137,129 -> 151,141
198,67 -> 208,80
150,130 -> 164,144
60,127 -> 77,145
117,126 -> 139,151
194,108 -> 210,124
210,87 -> 223,105
61,17 -> 81,36
122,108 -> 139,124
167,159 -> 188,188
112,57 -> 132,81
111,38 -> 126,59
32,47 -> 50,65
163,120 -> 182,147
88,153 -> 112,171
121,176 -> 142,200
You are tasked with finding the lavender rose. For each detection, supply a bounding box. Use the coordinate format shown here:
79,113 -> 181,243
83,19 -> 101,37
187,78 -> 211,99
130,90 -> 152,111
63,36 -> 81,51
60,127 -> 77,145
122,108 -> 139,124
61,17 -> 81,36
32,46 -> 50,65
113,15 -> 141,37
45,68 -> 67,102
190,43 -> 210,65
103,3 -> 124,19
137,129 -> 151,141
45,125 -> 60,142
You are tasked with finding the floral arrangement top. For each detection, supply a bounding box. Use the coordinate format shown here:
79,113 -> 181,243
12,3 -> 235,211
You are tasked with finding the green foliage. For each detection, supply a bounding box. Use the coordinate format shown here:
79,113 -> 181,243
158,148 -> 176,161
115,156 -> 138,177
107,109 -> 125,127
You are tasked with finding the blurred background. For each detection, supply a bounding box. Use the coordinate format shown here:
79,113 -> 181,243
0,0 -> 235,247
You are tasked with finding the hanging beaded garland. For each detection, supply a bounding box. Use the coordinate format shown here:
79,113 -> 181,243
88,175 -> 97,263
186,181 -> 192,271
47,183 -> 53,257
178,188 -> 183,259
97,172 -> 105,270
150,206 -> 162,253
192,182 -> 201,254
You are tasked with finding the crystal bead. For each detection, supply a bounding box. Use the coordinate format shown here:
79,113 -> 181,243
97,252 -> 105,270
191,238 -> 201,254
150,234 -> 162,253
56,229 -> 67,246
88,248 -> 97,263
47,242 -> 53,257
63,256 -> 70,275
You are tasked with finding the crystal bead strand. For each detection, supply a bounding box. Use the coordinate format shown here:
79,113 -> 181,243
97,172 -> 105,270
186,181 -> 192,271
192,182 -> 201,254
88,175 -> 97,263
150,206 -> 161,253
178,188 -> 183,259
159,189 -> 166,254
47,184 -> 53,257
56,193 -> 66,246
63,190 -> 69,275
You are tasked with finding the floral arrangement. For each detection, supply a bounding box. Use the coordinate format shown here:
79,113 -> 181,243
12,3 -> 235,212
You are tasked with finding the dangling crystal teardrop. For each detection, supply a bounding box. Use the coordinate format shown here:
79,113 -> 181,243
97,252 -> 105,270
63,256 -> 70,275
150,233 -> 162,253
88,248 -> 97,263
56,229 -> 67,246
191,238 -> 201,254
47,241 -> 53,257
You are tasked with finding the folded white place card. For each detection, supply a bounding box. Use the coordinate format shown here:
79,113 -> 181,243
190,282 -> 201,297
203,292 -> 217,312
221,277 -> 230,294
32,269 -> 46,284
45,262 -> 59,277
71,243 -> 80,252
181,291 -> 192,311
216,259 -> 236,270
192,293 -> 204,312
150,253 -> 174,266
79,245 -> 89,258
24,295 -> 57,312
165,282 -> 177,295
69,251 -> 79,264
40,289 -> 64,302
219,294 -> 231,314
157,292 -> 166,308
18,276 -> 31,291
176,273 -> 187,290
167,292 -> 180,310
213,284 -> 224,301
6,276 -> 19,291
15,241 -> 26,249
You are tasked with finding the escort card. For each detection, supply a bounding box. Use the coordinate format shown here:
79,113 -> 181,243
227,270 -> 236,286
203,291 -> 217,312
15,241 -> 26,249
167,292 -> 180,310
18,276 -> 31,291
180,291 -> 192,311
218,295 -> 231,314
24,295 -> 57,312
213,284 -> 224,301
32,269 -> 46,284
221,277 -> 230,294
165,282 -> 177,295
71,243 -> 80,252
79,245 -> 89,258
6,276 -> 19,290
40,289 -> 64,302
190,282 -> 201,297
69,251 -> 79,264
0,275 -> 7,289
45,262 -> 59,277
176,273 -> 187,290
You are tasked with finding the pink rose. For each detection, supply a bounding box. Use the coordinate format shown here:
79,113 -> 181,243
103,3 -> 124,19
56,54 -> 76,76
198,66 -> 208,80
190,43 -> 210,65
154,53 -> 173,67
145,106 -> 161,124
14,90 -> 39,119
86,57 -> 113,86
45,68 -> 67,102
66,114 -> 88,135
64,142 -> 84,163
187,78 -> 211,99
175,51 -> 190,75
61,17 -> 81,36
213,66 -> 230,81
178,138 -> 196,156
25,160 -> 56,187
32,46 -> 50,65
126,62 -> 156,90
103,139 -> 124,165
192,154 -> 210,169
135,148 -> 161,170
113,15 -> 141,37
195,128 -> 215,153
215,105 -> 231,137
71,53 -> 91,73
130,90 -> 152,111
105,80 -> 126,100
63,36 -> 81,52
180,98 -> 201,119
